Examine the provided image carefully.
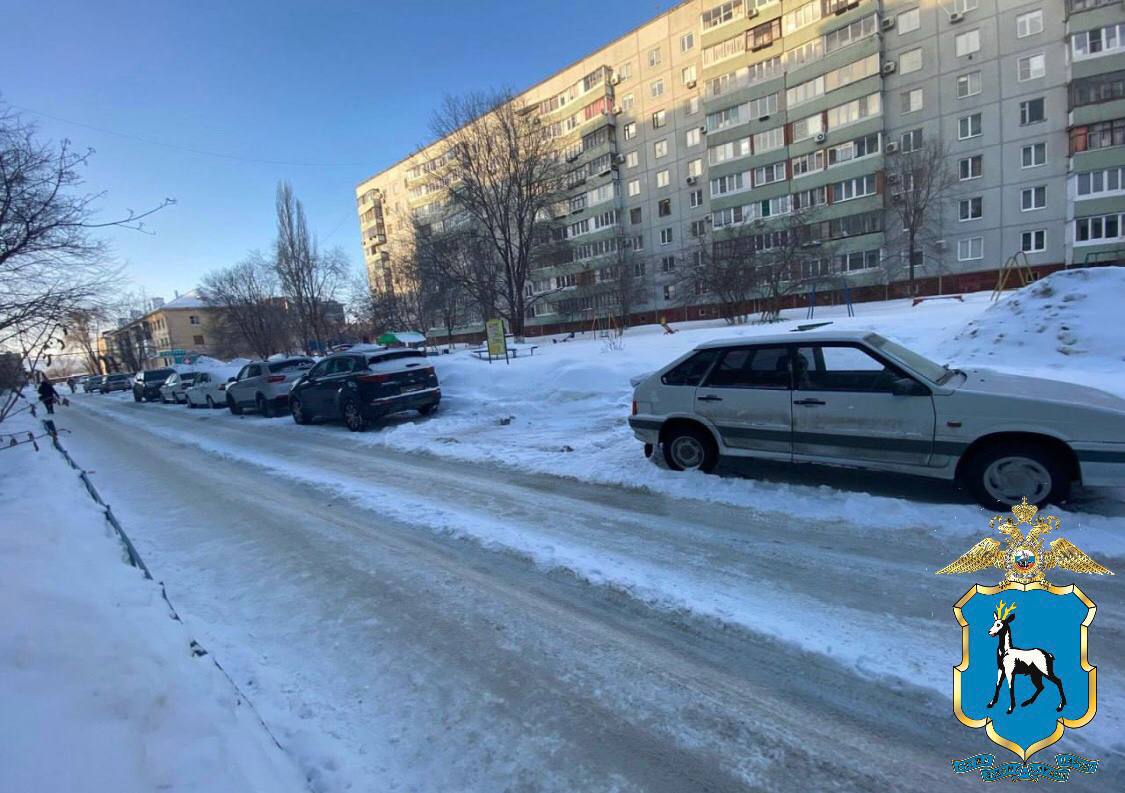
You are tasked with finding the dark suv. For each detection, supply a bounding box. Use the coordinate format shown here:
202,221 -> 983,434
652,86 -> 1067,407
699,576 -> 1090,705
133,367 -> 175,402
289,349 -> 440,431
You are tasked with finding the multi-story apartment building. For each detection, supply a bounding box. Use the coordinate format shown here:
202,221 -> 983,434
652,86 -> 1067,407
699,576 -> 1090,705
355,0 -> 1125,334
101,293 -> 227,371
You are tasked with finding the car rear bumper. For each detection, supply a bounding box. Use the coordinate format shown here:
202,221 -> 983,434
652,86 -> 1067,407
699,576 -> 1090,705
1074,443 -> 1125,487
367,387 -> 440,417
628,415 -> 662,444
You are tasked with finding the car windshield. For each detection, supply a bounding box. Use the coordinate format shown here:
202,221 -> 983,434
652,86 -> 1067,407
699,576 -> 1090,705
147,368 -> 174,381
268,358 -> 314,374
864,334 -> 953,384
180,372 -> 198,383
366,351 -> 425,368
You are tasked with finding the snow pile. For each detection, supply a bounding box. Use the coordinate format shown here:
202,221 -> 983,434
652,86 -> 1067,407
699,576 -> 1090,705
948,267 -> 1125,396
0,410 -> 307,793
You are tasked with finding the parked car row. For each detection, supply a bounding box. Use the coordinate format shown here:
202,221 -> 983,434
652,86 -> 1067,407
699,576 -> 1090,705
90,348 -> 442,432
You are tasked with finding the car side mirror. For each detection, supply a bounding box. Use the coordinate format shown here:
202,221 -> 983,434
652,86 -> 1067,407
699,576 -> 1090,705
891,377 -> 928,397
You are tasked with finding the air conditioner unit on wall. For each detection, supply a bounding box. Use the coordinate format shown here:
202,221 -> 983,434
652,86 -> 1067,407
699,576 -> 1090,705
885,141 -> 899,153
686,176 -> 697,185
886,173 -> 898,184
614,154 -> 627,164
883,61 -> 897,74
815,132 -> 826,143
699,125 -> 708,135
950,11 -> 964,23
686,80 -> 697,89
881,17 -> 895,31
610,75 -> 620,85
748,7 -> 759,18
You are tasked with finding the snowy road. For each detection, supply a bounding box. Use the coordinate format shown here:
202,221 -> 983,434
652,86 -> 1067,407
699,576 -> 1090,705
59,397 -> 1123,792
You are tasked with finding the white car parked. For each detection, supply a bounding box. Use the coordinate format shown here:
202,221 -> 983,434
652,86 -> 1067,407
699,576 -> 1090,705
628,330 -> 1125,509
185,371 -> 230,409
159,371 -> 200,404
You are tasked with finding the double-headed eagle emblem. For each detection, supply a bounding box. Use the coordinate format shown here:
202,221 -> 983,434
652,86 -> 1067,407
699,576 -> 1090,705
937,498 -> 1112,586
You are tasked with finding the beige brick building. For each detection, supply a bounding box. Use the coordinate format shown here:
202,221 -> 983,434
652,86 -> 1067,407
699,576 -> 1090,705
101,292 -> 231,371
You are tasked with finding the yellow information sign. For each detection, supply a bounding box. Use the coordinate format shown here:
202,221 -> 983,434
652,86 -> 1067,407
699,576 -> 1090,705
485,318 -> 507,362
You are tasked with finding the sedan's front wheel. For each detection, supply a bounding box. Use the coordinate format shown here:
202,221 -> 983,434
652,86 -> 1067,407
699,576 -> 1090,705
290,397 -> 310,425
963,441 -> 1069,510
227,395 -> 243,415
662,425 -> 718,473
341,398 -> 367,432
257,394 -> 274,418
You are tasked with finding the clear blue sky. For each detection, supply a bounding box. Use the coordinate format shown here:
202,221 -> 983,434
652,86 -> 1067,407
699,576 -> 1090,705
2,0 -> 677,299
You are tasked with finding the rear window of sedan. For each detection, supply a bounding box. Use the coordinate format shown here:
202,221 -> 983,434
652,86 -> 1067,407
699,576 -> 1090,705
365,350 -> 426,369
268,358 -> 315,374
144,368 -> 175,381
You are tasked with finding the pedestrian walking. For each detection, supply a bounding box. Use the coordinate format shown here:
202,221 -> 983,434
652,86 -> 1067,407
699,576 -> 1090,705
37,378 -> 59,415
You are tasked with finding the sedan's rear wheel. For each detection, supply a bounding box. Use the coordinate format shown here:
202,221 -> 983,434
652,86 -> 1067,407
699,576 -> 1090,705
342,398 -> 367,432
963,441 -> 1069,510
662,425 -> 718,473
290,397 -> 310,425
227,394 -> 243,415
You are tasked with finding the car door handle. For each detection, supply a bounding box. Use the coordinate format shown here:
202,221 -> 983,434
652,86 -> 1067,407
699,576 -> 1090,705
697,395 -> 723,402
793,398 -> 826,406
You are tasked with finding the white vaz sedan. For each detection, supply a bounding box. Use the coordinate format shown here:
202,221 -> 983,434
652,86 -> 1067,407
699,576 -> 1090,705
185,371 -> 231,409
628,330 -> 1125,509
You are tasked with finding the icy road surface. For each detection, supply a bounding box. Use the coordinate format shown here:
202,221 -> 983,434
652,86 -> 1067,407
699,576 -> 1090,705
61,398 -> 1124,792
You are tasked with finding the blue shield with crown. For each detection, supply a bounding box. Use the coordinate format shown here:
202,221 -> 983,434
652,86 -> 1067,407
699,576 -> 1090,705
938,499 -> 1111,763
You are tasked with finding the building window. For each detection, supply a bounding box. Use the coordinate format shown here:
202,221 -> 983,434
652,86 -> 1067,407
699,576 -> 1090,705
680,32 -> 694,52
629,207 -> 642,224
959,155 -> 983,180
900,48 -> 923,75
656,169 -> 670,188
648,46 -> 661,67
702,1 -> 742,30
1020,98 -> 1045,125
1021,229 -> 1046,253
654,139 -> 668,159
192,335 -> 205,346
690,219 -> 707,237
1017,10 -> 1043,38
1072,23 -> 1125,60
687,158 -> 703,177
1076,166 -> 1125,197
901,88 -> 923,113
898,8 -> 920,34
831,174 -> 877,202
958,237 -> 984,261
1021,186 -> 1046,211
953,0 -> 978,11
660,227 -> 674,245
621,93 -> 635,111
625,150 -> 639,168
686,128 -> 701,147
955,30 -> 981,58
957,72 -> 981,98
189,315 -> 201,325
1070,118 -> 1125,153
690,189 -> 704,207
1075,213 -> 1124,244
627,178 -> 641,196
688,95 -> 701,115
652,109 -> 667,128
658,198 -> 672,217
661,255 -> 676,272
617,61 -> 632,82
1021,143 -> 1046,168
900,128 -> 923,152
663,284 -> 676,301
1018,54 -> 1045,82
623,122 -> 637,140
959,196 -> 983,221
682,65 -> 696,86
959,113 -> 982,139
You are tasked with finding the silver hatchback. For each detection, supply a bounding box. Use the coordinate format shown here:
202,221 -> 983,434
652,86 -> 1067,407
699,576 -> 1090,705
225,357 -> 316,417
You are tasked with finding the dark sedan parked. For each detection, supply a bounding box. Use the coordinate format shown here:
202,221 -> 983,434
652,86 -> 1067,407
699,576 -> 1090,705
133,367 -> 176,402
289,349 -> 440,431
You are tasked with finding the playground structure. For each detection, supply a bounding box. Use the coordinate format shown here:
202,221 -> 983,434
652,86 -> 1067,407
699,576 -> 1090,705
991,251 -> 1037,301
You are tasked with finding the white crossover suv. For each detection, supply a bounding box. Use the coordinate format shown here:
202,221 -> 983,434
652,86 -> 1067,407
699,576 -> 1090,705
628,330 -> 1125,509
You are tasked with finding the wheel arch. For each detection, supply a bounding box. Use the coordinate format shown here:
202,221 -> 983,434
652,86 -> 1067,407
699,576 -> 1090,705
955,431 -> 1081,484
658,416 -> 722,452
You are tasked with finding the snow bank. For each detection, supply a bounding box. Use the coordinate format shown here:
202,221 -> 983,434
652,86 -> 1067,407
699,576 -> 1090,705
948,267 -> 1125,395
0,409 -> 307,793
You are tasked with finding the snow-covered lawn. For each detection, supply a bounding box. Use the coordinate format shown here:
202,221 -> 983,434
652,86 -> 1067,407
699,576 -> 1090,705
0,406 -> 307,793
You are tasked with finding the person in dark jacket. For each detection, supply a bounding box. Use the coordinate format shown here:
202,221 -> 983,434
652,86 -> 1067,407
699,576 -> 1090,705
38,378 -> 59,414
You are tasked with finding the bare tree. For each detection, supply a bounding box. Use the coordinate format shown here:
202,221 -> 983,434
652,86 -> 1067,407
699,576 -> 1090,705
428,90 -> 567,339
686,232 -> 758,324
883,136 -> 957,296
64,308 -> 105,374
274,181 -> 349,354
0,106 -> 171,423
749,205 -> 836,323
199,251 -> 293,359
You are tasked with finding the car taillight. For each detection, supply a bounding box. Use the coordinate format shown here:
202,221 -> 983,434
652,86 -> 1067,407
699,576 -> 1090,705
266,375 -> 286,383
357,373 -> 390,384
218,383 -> 226,391
632,400 -> 638,416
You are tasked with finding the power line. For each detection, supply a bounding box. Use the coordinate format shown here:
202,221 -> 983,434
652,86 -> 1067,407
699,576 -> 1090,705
10,103 -> 368,168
